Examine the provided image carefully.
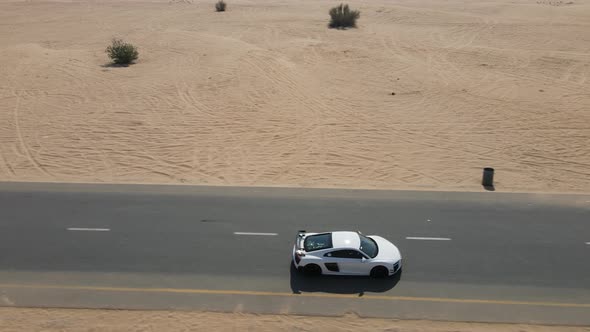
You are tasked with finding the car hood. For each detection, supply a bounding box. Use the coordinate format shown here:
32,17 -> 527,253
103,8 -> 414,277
370,235 -> 401,262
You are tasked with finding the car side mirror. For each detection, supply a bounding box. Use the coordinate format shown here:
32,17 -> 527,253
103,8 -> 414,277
361,257 -> 367,262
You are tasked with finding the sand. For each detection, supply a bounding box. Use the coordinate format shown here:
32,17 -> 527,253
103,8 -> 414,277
1,308 -> 589,332
0,0 -> 589,192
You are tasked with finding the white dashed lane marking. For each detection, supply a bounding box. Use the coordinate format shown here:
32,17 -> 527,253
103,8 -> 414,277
406,237 -> 451,241
234,232 -> 278,236
67,228 -> 110,232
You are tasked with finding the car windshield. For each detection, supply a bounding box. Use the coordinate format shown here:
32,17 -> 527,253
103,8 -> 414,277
303,233 -> 333,252
359,234 -> 378,258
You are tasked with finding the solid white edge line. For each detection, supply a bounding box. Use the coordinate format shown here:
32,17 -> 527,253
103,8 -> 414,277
406,237 -> 451,241
67,228 -> 110,232
234,232 -> 278,236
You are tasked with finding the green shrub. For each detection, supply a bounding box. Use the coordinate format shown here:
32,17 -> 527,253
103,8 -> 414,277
215,0 -> 226,12
105,38 -> 138,65
329,4 -> 360,29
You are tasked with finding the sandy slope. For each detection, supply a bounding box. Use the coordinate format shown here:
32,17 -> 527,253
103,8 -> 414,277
0,0 -> 589,192
1,308 -> 589,332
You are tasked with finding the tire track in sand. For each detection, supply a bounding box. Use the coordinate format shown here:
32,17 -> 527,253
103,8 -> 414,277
12,92 -> 51,178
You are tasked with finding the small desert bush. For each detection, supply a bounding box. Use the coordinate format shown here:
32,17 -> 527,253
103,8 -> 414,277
215,0 -> 226,12
329,4 -> 360,29
105,38 -> 138,65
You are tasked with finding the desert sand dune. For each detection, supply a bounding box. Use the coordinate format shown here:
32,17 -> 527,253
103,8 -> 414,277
0,0 -> 588,192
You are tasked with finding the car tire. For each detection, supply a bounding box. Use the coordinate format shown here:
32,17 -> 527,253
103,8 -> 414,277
303,264 -> 322,276
370,266 -> 388,278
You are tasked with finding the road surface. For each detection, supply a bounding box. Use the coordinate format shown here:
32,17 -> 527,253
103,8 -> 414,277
0,182 -> 589,325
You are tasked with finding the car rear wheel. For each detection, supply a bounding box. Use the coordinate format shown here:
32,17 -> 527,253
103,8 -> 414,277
370,266 -> 388,278
303,264 -> 322,276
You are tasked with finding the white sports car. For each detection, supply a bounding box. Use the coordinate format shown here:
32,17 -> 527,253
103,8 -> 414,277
292,230 -> 402,278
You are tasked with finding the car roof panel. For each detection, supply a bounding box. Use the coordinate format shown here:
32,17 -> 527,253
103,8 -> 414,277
331,231 -> 361,249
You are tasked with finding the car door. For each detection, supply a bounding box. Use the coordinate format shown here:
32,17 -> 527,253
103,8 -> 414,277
323,250 -> 365,275
338,249 -> 368,275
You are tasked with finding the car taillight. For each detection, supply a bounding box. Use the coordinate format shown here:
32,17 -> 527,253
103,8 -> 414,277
295,251 -> 305,264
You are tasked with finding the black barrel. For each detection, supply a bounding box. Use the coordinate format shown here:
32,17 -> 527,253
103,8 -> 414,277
482,167 -> 494,187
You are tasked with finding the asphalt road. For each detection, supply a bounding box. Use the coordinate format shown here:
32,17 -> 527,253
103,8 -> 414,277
0,182 -> 589,325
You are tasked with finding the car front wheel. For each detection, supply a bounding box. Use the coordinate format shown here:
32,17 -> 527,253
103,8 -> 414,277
370,266 -> 388,278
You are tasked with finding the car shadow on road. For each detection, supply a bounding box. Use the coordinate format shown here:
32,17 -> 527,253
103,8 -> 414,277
289,262 -> 401,295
